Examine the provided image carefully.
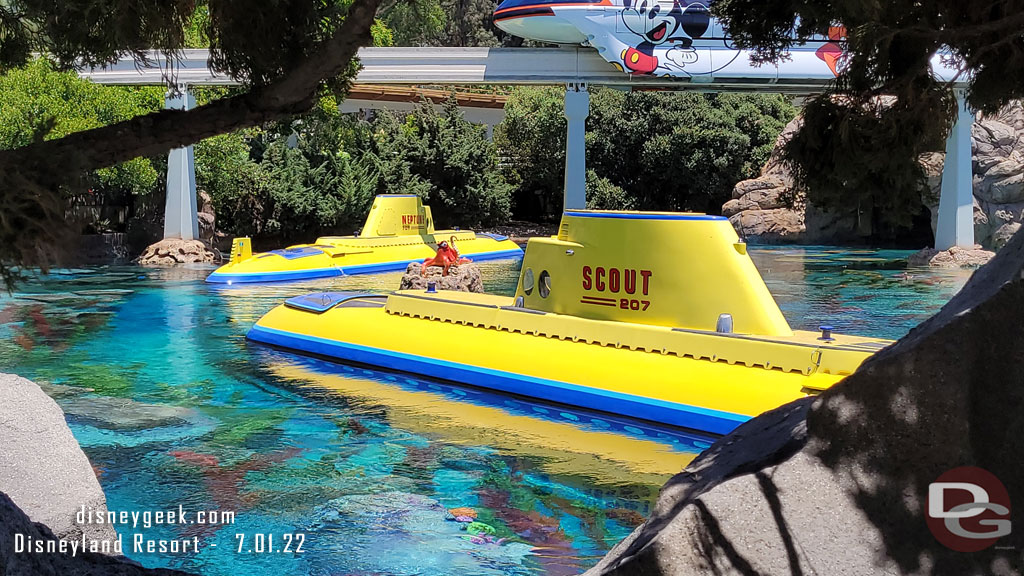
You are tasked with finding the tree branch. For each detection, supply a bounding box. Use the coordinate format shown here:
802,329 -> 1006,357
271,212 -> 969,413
0,0 -> 383,177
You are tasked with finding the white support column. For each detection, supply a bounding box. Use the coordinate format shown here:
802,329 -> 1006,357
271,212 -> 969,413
935,89 -> 975,250
163,84 -> 199,241
563,82 -> 589,210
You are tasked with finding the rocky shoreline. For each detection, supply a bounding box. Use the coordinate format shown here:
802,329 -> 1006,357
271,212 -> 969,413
726,102 -> 1024,256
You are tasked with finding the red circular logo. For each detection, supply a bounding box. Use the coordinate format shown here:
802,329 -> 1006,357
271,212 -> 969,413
926,466 -> 1011,552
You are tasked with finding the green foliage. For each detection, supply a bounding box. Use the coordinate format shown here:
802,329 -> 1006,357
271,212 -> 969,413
382,0 -> 447,46
586,170 -> 636,211
0,0 -> 194,70
714,0 -> 1023,228
495,86 -> 568,218
369,99 -> 513,227
0,59 -> 162,197
183,4 -> 212,49
498,87 -> 796,220
381,0 -> 522,47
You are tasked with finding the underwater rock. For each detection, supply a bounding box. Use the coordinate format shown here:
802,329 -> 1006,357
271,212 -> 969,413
59,397 -> 195,431
0,373 -> 117,549
37,382 -> 92,399
136,239 -> 218,266
307,491 -> 532,576
400,262 -> 484,293
586,225 -> 1024,574
907,245 -> 995,268
0,492 -> 192,575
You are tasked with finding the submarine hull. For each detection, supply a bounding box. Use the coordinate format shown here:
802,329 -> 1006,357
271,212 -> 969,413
247,291 -> 888,436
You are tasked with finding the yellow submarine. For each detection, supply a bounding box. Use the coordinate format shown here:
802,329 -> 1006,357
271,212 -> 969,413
247,210 -> 892,435
207,195 -> 523,283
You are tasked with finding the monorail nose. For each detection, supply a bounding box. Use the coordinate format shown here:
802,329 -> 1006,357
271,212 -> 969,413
492,0 -> 601,44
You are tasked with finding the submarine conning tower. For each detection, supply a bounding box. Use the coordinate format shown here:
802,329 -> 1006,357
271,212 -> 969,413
513,210 -> 794,337
358,195 -> 436,237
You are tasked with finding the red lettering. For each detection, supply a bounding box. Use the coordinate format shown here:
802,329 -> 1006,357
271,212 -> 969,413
609,268 -> 620,293
640,270 -> 652,296
582,266 -> 592,290
624,269 -> 636,294
595,267 -> 606,291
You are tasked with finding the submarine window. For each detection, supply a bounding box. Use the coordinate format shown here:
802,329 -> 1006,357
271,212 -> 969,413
539,270 -> 551,298
522,268 -> 535,295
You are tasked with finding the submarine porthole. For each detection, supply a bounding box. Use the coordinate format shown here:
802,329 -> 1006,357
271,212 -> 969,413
539,270 -> 551,298
522,268 -> 535,295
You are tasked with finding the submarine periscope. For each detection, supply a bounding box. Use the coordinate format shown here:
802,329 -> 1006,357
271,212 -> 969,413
247,210 -> 891,435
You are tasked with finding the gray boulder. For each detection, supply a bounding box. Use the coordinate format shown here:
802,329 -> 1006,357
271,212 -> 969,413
587,228 -> 1024,575
0,373 -> 116,547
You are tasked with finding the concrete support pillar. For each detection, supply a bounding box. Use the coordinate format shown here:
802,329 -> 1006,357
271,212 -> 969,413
935,89 -> 975,250
164,85 -> 199,241
563,82 -> 589,210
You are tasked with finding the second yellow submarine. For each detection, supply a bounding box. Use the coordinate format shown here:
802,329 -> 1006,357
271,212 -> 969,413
207,195 -> 523,283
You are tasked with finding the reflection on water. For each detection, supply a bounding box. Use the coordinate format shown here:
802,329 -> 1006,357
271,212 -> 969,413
0,248 -> 968,575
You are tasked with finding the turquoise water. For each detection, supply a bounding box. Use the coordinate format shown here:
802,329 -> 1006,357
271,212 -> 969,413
0,248 -> 970,575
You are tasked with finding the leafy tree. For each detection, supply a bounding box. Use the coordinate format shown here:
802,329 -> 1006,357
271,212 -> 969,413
497,87 -> 795,220
0,0 -> 383,287
0,59 -> 163,220
357,99 -> 513,226
495,86 -> 568,218
714,0 -> 1024,228
381,0 -> 523,47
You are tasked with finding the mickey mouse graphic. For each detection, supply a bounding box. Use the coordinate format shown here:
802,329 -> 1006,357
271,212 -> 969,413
619,0 -> 711,75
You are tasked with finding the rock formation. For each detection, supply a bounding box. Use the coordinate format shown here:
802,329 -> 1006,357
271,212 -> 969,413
726,102 -> 1024,251
136,239 -> 218,266
586,228 -> 1024,575
400,262 -> 484,293
198,190 -> 216,242
723,116 -> 862,244
908,245 -> 995,268
0,373 -> 116,547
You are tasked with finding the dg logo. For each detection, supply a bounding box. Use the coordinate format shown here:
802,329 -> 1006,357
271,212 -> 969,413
926,466 -> 1011,552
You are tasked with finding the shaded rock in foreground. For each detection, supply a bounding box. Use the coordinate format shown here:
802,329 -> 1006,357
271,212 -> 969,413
400,262 -> 484,293
137,239 -> 218,266
0,373 -> 116,547
908,245 -> 996,268
0,492 -> 191,576
586,230 -> 1024,575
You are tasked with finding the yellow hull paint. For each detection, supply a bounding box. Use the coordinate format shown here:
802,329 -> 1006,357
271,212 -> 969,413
208,232 -> 522,283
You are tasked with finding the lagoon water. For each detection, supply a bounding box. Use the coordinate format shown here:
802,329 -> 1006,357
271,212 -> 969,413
0,247 -> 970,575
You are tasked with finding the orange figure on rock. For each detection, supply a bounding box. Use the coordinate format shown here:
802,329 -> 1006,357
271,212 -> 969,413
421,237 -> 470,277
